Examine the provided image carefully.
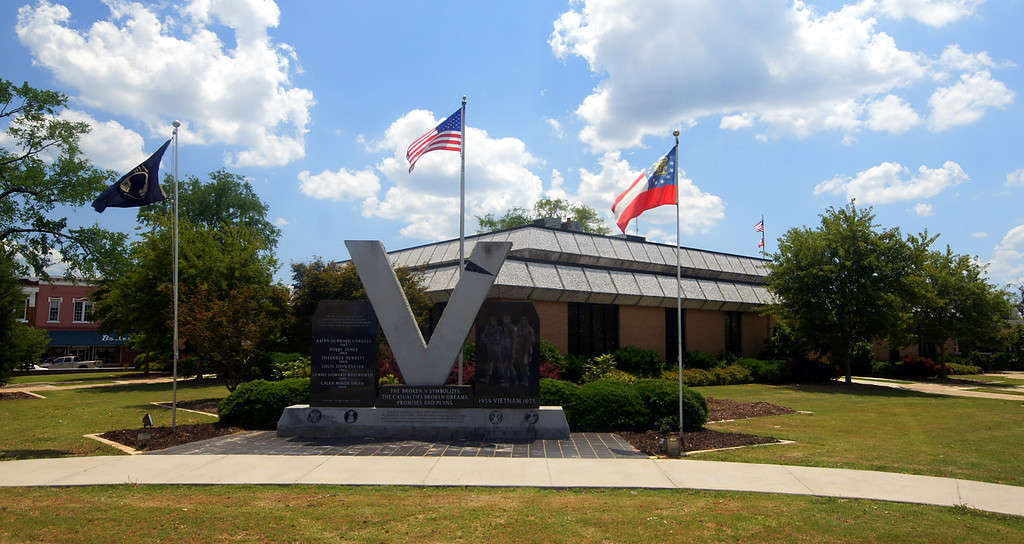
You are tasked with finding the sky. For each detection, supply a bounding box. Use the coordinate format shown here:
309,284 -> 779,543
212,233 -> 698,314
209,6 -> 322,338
2,0 -> 1023,287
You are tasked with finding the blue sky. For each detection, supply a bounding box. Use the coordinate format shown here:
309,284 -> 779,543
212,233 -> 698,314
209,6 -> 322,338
2,0 -> 1022,287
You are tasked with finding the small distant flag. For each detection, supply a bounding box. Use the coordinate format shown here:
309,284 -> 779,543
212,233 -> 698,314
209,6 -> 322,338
406,108 -> 463,173
754,219 -> 764,233
611,145 -> 677,233
92,139 -> 171,213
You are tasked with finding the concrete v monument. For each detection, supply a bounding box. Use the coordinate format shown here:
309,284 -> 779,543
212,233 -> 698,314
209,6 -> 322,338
277,240 -> 569,441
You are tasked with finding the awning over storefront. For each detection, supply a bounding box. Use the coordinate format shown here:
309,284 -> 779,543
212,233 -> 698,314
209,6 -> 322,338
47,331 -> 130,346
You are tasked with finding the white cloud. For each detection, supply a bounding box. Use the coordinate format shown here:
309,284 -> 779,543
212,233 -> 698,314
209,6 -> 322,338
545,117 -> 565,139
971,231 -> 988,238
986,224 -> 1024,285
361,110 -> 545,240
929,71 -> 1015,131
546,169 -> 569,200
937,44 -> 1001,74
1006,169 -> 1024,187
720,113 -> 755,131
814,160 -> 968,204
274,217 -> 289,227
550,1 -> 1008,150
914,202 -> 934,216
572,152 -> 725,235
57,110 -> 146,172
870,0 -> 984,28
298,168 -> 380,202
865,94 -> 921,133
16,0 -> 314,168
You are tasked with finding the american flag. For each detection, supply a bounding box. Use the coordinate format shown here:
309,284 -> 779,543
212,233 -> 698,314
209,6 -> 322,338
407,108 -> 462,173
754,219 -> 764,233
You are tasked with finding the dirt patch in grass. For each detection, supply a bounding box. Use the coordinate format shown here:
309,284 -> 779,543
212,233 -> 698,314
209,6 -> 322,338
0,392 -> 39,401
620,397 -> 795,456
99,423 -> 242,451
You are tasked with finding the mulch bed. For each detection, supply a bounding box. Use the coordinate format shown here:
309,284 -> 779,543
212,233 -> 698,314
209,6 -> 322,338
620,397 -> 796,456
0,392 -> 38,401
155,398 -> 222,414
100,423 -> 242,452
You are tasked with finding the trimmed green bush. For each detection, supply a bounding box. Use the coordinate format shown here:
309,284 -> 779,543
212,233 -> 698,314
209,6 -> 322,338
583,353 -> 617,382
716,364 -> 754,384
894,357 -> 948,379
218,378 -> 310,428
540,378 -> 707,432
613,346 -> 664,377
946,362 -> 983,375
871,360 -> 895,378
602,369 -> 639,383
683,351 -> 720,370
736,358 -> 791,384
562,354 -> 587,383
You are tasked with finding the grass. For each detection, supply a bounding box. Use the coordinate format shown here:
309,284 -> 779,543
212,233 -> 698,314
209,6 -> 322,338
7,371 -> 162,385
0,486 -> 1021,543
956,374 -> 1024,386
966,387 -> 1024,396
0,379 -> 225,460
691,383 -> 1024,486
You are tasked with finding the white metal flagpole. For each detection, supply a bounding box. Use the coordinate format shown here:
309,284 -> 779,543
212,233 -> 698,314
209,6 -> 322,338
171,120 -> 180,430
674,129 -> 684,452
458,95 -> 466,385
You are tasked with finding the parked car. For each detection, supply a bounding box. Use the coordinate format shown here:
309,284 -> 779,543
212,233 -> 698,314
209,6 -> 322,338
43,356 -> 101,369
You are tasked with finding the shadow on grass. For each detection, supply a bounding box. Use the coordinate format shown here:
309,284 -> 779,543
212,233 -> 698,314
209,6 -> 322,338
787,382 -> 939,398
74,378 -> 225,395
0,449 -> 75,461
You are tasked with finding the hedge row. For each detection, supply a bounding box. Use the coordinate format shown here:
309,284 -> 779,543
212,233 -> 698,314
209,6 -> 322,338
219,378 -> 310,428
540,378 -> 707,432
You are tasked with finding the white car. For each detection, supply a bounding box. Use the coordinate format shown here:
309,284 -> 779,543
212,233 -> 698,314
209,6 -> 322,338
44,356 -> 101,369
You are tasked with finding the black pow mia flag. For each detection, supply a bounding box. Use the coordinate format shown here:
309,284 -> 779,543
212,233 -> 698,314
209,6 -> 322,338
92,139 -> 171,213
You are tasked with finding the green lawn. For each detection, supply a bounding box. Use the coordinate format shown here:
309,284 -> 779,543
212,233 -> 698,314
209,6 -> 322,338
0,486 -> 1021,543
0,380 -> 225,460
7,371 -> 162,386
956,374 -> 1024,386
693,383 -> 1024,486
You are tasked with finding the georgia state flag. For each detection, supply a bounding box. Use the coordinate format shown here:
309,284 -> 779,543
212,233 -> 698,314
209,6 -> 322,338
611,144 -> 677,233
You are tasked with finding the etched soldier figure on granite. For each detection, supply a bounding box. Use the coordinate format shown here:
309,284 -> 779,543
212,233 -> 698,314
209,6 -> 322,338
474,301 -> 540,407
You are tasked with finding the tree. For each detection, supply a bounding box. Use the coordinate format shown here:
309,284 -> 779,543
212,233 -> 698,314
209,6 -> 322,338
288,258 -> 431,353
906,238 -> 1012,357
476,198 -> 611,234
94,172 -> 284,388
0,79 -> 128,278
0,252 -> 23,384
767,202 -> 915,383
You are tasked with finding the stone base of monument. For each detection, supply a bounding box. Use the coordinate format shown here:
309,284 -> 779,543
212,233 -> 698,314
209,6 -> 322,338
276,405 -> 570,442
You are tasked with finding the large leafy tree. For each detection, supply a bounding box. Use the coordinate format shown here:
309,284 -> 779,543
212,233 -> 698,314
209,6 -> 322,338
94,172 -> 284,387
767,202 -> 915,383
288,258 -> 431,353
476,197 -> 610,234
0,79 -> 127,278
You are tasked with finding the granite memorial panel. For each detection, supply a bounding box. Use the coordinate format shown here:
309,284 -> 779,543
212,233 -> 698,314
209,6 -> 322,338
310,300 -> 378,407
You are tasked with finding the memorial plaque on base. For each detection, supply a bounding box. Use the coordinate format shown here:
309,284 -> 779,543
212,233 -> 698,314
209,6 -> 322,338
474,301 -> 540,408
310,300 -> 378,407
376,385 -> 473,408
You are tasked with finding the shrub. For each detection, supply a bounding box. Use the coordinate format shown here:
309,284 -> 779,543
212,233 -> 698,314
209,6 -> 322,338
218,378 -> 310,428
540,340 -> 563,369
759,321 -> 809,359
562,354 -> 587,383
268,352 -> 311,380
736,358 -> 791,384
946,362 -> 983,375
634,379 -> 707,431
539,360 -> 564,380
602,369 -> 639,383
567,380 -> 647,431
666,364 -> 753,386
582,353 -> 617,382
613,346 -> 664,377
716,364 -> 754,385
680,368 -> 713,386
176,356 -> 211,379
378,373 -> 401,386
849,341 -> 875,377
894,357 -> 948,379
540,378 -> 581,407
788,357 -> 837,383
871,360 -> 895,378
683,351 -> 720,370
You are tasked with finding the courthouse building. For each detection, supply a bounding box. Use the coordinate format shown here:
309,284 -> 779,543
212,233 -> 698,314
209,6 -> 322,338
382,221 -> 774,362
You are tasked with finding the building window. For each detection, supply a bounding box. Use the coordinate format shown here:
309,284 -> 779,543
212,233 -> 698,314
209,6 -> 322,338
568,302 -> 618,356
17,298 -> 28,322
725,311 -> 742,357
73,299 -> 95,323
665,307 -> 686,366
48,298 -> 61,322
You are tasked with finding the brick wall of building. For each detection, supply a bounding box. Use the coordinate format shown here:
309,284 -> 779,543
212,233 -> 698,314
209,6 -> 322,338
619,305 -> 667,360
685,309 -> 727,355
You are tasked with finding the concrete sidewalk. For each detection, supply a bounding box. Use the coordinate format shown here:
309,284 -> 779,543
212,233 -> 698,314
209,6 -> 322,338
851,377 -> 1024,401
1,455 -> 1021,517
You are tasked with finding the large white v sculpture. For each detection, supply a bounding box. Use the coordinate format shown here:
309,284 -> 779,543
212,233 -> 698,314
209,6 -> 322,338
345,240 -> 511,385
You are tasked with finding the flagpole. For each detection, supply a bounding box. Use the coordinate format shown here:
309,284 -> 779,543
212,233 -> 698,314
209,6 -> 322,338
761,214 -> 766,258
458,95 -> 466,385
171,121 -> 181,430
673,129 -> 684,453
